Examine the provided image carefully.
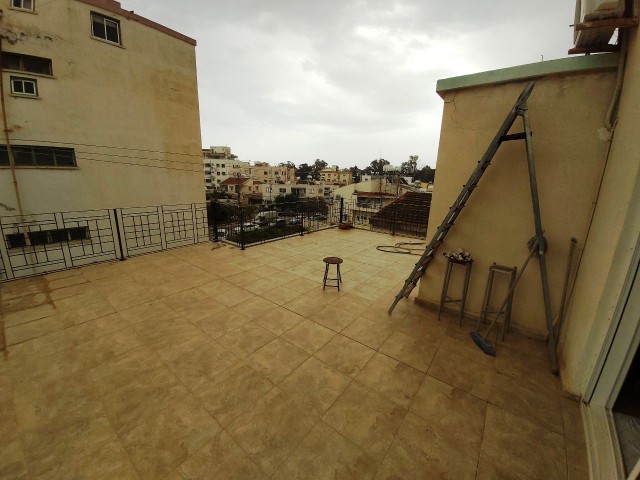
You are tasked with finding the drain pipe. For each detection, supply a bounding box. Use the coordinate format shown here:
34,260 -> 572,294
0,36 -> 25,221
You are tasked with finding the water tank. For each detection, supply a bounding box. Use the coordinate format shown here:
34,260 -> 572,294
574,0 -> 625,46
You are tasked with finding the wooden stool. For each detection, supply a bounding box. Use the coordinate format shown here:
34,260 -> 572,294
438,257 -> 473,326
323,257 -> 343,290
478,263 -> 517,341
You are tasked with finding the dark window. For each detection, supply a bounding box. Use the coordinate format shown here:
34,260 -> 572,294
10,76 -> 37,96
91,12 -> 121,45
0,145 -> 76,167
2,53 -> 52,75
11,0 -> 34,11
6,233 -> 26,248
6,227 -> 90,249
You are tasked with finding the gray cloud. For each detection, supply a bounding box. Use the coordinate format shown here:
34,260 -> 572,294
124,0 -> 576,168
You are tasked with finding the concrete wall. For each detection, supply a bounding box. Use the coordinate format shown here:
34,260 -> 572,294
559,31 -> 640,394
417,65 -> 618,343
0,0 -> 203,215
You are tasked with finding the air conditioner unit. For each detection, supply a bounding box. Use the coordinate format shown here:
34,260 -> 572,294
574,0 -> 626,47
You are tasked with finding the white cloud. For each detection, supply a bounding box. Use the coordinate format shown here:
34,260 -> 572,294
123,0 -> 576,169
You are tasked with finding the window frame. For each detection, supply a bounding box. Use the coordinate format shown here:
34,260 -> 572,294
90,12 -> 122,46
9,76 -> 38,97
11,0 -> 35,12
2,52 -> 53,76
0,144 -> 77,168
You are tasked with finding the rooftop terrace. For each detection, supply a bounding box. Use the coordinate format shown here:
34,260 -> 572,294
0,229 -> 587,479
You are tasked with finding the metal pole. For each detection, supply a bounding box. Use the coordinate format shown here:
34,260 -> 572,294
339,197 -> 344,223
212,202 -> 219,242
521,106 -> 558,374
239,207 -> 245,250
113,209 -> 126,261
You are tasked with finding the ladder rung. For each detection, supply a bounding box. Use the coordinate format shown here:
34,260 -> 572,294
500,132 -> 529,142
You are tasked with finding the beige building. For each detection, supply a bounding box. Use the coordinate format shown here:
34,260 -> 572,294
320,166 -> 352,185
240,162 -> 296,184
0,0 -> 203,215
202,147 -> 244,191
417,20 -> 640,477
260,182 -> 333,202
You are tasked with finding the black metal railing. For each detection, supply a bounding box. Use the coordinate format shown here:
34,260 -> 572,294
0,203 -> 209,281
0,196 -> 429,281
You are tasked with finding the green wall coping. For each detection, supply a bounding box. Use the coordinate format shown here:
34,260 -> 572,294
436,54 -> 619,97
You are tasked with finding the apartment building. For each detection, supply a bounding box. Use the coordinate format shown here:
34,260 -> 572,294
202,146 -> 244,190
0,0 -> 203,214
320,166 -> 352,185
240,162 -> 296,184
260,182 -> 335,202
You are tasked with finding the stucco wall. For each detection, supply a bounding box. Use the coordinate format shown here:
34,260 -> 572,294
0,0 -> 203,215
559,31 -> 640,394
416,69 -> 617,342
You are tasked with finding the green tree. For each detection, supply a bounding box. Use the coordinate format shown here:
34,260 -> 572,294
297,163 -> 311,182
415,164 -> 435,183
401,155 -> 418,176
349,165 -> 361,183
368,158 -> 390,176
311,159 -> 328,180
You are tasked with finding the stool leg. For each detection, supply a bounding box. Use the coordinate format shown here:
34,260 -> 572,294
323,263 -> 329,290
502,268 -> 517,341
478,267 -> 494,331
336,264 -> 341,291
438,262 -> 453,322
459,262 -> 472,327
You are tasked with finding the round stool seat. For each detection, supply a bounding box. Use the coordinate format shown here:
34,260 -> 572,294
323,256 -> 343,265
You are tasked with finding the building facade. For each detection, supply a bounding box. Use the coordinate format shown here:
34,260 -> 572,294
320,166 -> 352,185
0,0 -> 203,215
202,147 -> 244,191
240,162 -> 296,184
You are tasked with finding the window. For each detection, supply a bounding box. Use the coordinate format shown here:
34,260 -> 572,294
91,12 -> 121,45
279,188 -> 286,194
2,53 -> 52,75
10,77 -> 37,96
11,0 -> 34,11
0,145 -> 76,167
6,226 -> 90,249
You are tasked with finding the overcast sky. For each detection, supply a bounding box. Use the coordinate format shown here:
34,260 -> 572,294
125,1 -> 575,170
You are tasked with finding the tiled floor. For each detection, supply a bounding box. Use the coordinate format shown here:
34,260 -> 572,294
0,229 -> 588,479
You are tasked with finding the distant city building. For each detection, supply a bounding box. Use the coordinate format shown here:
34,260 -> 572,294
202,147 -> 246,191
240,163 -> 296,184
320,166 -> 352,186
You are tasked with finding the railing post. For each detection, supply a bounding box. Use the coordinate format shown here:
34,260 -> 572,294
239,206 -> 245,250
191,203 -> 199,244
212,202 -> 219,242
300,202 -> 304,236
112,208 -> 126,261
392,203 -> 397,236
339,197 -> 344,223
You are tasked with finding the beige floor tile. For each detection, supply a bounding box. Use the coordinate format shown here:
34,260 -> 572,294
481,404 -> 567,480
0,438 -> 27,480
489,370 -> 564,434
231,296 -> 278,321
217,285 -> 257,307
281,319 -> 336,355
22,406 -> 120,478
3,303 -> 57,328
262,285 -> 303,306
227,387 -> 318,476
273,421 -> 378,480
330,293 -> 373,315
380,330 -> 440,373
280,356 -> 351,417
342,317 -> 395,349
309,304 -> 358,332
356,353 -> 424,408
243,277 -> 278,295
282,295 -> 328,318
13,370 -> 101,430
102,366 -> 181,436
475,456 -> 537,480
88,347 -> 165,397
314,334 -> 376,378
254,306 -> 304,335
283,277 -> 320,294
323,381 -> 406,461
226,272 -> 262,288
1,291 -> 50,312
217,323 -> 276,357
136,318 -> 211,362
177,430 -> 265,479
118,300 -> 180,325
122,394 -> 220,480
193,361 -> 274,426
247,337 -> 309,384
168,340 -> 238,390
410,375 -> 486,445
191,310 -> 251,339
427,336 -> 494,400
